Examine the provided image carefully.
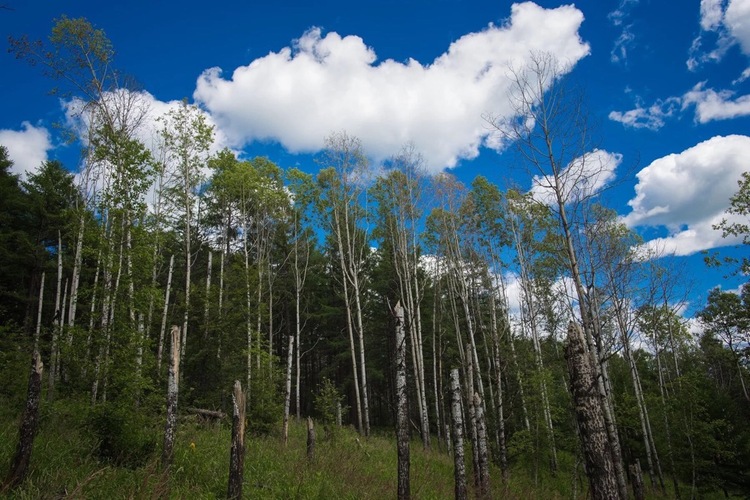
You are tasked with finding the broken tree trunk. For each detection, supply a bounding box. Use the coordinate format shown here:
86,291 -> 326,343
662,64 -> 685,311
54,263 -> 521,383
565,322 -> 618,500
162,326 -> 181,469
394,301 -> 410,500
2,351 -> 43,492
307,417 -> 316,460
227,380 -> 246,500
450,368 -> 467,500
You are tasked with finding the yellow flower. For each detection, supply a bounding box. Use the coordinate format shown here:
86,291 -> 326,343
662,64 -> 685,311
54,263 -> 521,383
190,442 -> 196,451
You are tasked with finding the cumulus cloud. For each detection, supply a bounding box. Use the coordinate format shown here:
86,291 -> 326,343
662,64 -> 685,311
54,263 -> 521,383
608,97 -> 680,130
609,82 -> 750,129
623,135 -> 750,256
688,0 -> 750,72
62,90 -> 231,156
0,122 -> 53,178
193,2 -> 590,172
529,149 -> 622,206
682,81 -> 750,122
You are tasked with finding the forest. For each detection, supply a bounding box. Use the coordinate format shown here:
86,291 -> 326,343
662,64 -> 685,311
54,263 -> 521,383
1,16 -> 749,499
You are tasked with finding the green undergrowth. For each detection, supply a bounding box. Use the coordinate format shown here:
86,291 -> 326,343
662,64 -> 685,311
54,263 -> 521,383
0,400 -> 696,499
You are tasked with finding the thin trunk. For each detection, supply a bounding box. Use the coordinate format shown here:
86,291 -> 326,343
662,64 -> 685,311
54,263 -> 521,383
306,417 -> 316,460
474,392 -> 490,499
162,325 -> 181,468
85,248 -> 102,375
2,351 -> 43,492
218,251 -> 224,359
450,368 -> 467,500
227,380 -> 246,500
244,216 -> 253,394
67,214 -> 85,329
34,273 -> 45,352
48,232 -> 63,399
333,209 -> 363,433
282,335 -> 294,445
466,343 -> 480,491
157,255 -> 175,375
431,264 -> 442,447
395,301 -> 410,500
490,295 -> 509,478
204,251 -> 212,338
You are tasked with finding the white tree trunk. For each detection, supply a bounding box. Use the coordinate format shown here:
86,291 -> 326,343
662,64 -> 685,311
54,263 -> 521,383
282,335 -> 295,445
157,254 -> 175,375
450,368 -> 467,500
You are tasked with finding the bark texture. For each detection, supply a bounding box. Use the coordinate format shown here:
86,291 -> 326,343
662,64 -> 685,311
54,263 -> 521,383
162,325 -> 181,469
227,380 -> 246,500
474,392 -> 490,499
394,301 -> 410,500
450,368 -> 467,500
565,322 -> 618,500
306,417 -> 316,460
2,351 -> 43,492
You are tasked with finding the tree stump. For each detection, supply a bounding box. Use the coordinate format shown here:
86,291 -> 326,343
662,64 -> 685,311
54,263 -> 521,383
2,351 -> 43,492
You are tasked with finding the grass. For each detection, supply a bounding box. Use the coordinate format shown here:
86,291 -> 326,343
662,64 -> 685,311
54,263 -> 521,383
0,401 -> 702,499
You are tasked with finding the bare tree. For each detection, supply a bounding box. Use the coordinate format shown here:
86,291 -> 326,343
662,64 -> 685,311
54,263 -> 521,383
490,52 -> 627,498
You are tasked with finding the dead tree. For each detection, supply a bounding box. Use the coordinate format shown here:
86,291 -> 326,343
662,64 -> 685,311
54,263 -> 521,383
306,417 -> 316,460
227,380 -> 246,500
394,301 -> 410,499
162,325 -> 181,469
450,368 -> 467,500
2,351 -> 43,492
565,322 -> 618,499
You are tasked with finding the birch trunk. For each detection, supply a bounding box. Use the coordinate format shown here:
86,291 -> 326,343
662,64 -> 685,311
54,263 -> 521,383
48,232 -> 63,399
157,254 -> 175,375
162,325 -> 181,468
2,351 -> 43,492
394,301 -> 410,500
227,380 -> 246,499
34,273 -> 45,351
450,368 -> 467,500
67,214 -> 85,329
474,392 -> 490,499
565,322 -> 618,500
282,335 -> 294,445
204,251 -> 212,338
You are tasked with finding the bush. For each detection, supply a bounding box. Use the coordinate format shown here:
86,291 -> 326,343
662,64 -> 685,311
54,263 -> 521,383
314,378 -> 348,441
87,402 -> 157,467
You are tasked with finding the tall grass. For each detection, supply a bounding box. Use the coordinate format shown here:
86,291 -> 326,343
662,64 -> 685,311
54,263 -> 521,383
1,401 -> 701,498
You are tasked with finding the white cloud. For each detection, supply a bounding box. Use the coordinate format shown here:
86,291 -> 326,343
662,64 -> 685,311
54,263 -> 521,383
726,0 -> 750,54
682,81 -> 750,122
0,122 -> 53,178
609,82 -> 750,128
193,2 -> 590,172
623,135 -> 750,255
701,0 -> 726,31
608,97 -> 680,130
608,0 -> 639,63
689,0 -> 750,71
62,90 -> 231,156
529,149 -> 622,206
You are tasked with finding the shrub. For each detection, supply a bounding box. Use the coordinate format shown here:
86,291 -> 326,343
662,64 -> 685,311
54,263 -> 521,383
86,402 -> 157,468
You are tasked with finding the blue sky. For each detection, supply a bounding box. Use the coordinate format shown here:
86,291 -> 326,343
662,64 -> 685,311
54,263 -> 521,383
1,0 -> 750,317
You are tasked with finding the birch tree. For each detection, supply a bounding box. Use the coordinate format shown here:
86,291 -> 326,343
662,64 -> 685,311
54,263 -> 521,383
160,100 -> 213,363
316,132 -> 372,436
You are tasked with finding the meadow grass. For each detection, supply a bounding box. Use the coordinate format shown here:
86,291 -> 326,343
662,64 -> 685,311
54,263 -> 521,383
1,402 -> 700,499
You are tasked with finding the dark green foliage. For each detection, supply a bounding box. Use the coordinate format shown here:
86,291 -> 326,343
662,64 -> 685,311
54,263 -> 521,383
86,403 -> 158,468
